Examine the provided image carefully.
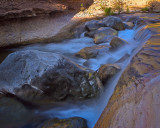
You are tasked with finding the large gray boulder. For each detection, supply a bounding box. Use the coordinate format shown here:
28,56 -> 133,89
103,16 -> 125,31
0,50 -> 102,101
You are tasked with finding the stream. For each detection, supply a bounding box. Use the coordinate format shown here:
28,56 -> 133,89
0,25 -> 151,128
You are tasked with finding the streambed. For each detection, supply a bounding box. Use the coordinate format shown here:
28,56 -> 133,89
0,23 -> 151,128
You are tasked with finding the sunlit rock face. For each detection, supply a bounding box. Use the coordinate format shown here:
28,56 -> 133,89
0,50 -> 102,101
94,21 -> 160,128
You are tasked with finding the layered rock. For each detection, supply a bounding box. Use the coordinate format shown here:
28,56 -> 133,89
94,22 -> 160,128
0,50 -> 102,101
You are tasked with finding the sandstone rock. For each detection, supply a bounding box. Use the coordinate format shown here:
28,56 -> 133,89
0,50 -> 100,101
38,117 -> 88,128
110,37 -> 128,50
85,20 -> 104,31
76,45 -> 108,59
124,22 -> 134,29
97,64 -> 121,85
93,27 -> 118,44
103,16 -> 125,31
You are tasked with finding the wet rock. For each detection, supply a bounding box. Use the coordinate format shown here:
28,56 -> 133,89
124,22 -> 134,29
85,20 -> 104,31
103,16 -> 125,31
76,45 -> 108,59
38,117 -> 88,128
93,27 -> 118,44
97,64 -> 121,84
110,37 -> 128,50
0,50 -> 101,101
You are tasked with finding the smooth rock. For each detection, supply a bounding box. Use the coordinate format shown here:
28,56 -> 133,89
97,64 -> 121,84
103,16 -> 125,30
76,45 -> 108,59
110,37 -> 128,50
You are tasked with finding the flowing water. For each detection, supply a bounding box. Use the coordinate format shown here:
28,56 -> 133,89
0,25 -> 151,128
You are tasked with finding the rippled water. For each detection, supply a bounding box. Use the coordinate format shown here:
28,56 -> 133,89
0,27 -> 151,128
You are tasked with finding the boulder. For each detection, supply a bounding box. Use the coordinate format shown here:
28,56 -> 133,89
85,20 -> 104,31
97,64 -> 121,84
124,22 -> 134,29
38,117 -> 88,128
75,45 -> 108,59
0,50 -> 101,101
103,16 -> 125,31
110,37 -> 128,50
93,27 -> 118,44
